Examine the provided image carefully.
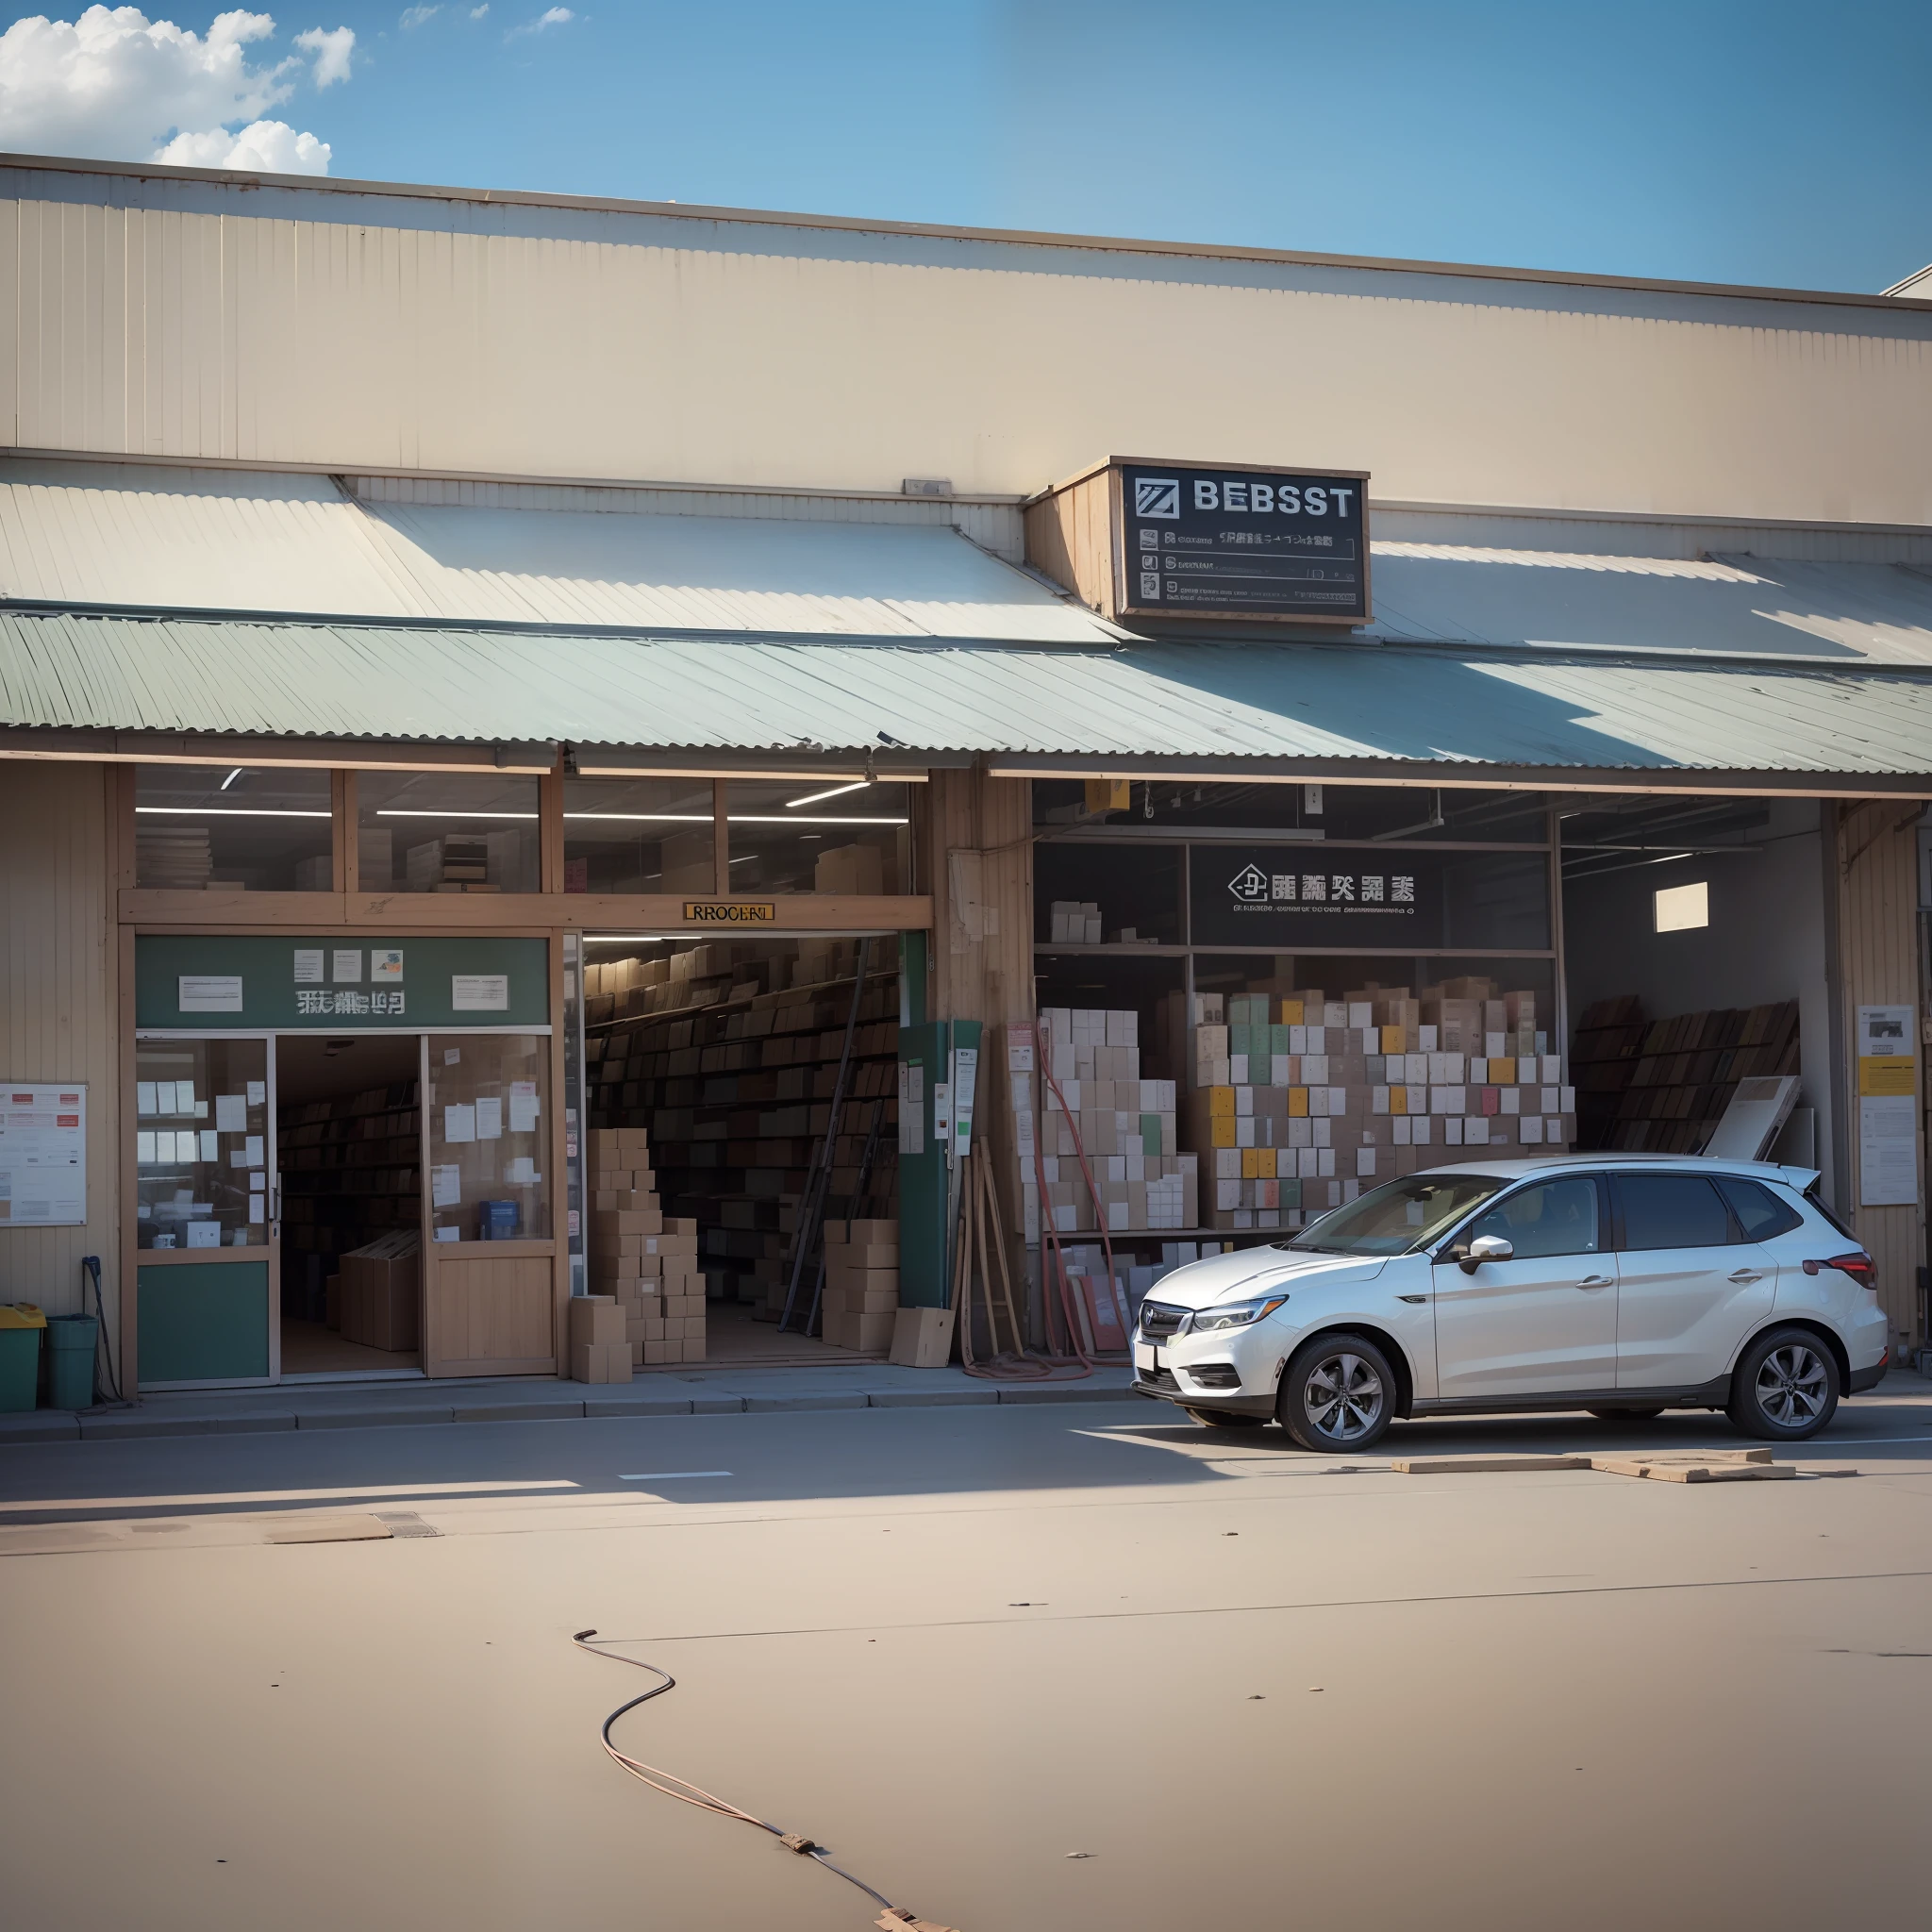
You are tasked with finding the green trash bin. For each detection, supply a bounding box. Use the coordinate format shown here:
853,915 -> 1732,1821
0,1304 -> 47,1413
46,1313 -> 97,1411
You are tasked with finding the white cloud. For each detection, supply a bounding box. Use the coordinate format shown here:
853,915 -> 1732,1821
399,5 -> 440,26
506,6 -> 572,38
293,24 -> 352,84
469,4 -> 488,15
0,8 -> 350,172
155,115 -> 327,171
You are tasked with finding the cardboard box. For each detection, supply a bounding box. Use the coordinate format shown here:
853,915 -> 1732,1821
569,1295 -> 625,1349
827,1309 -> 895,1353
889,1306 -> 955,1368
571,1339 -> 631,1383
338,1250 -> 421,1353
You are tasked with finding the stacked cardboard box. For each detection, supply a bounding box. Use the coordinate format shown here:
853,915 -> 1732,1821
821,1218 -> 898,1354
338,1228 -> 421,1352
1047,900 -> 1102,943
1173,978 -> 1574,1230
1022,1008 -> 1197,1236
568,1294 -> 631,1383
585,1124 -> 706,1364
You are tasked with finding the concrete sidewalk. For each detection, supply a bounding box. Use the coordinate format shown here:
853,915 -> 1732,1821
0,1359 -> 1141,1444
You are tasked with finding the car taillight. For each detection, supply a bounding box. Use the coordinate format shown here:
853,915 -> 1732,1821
1802,1252 -> 1876,1288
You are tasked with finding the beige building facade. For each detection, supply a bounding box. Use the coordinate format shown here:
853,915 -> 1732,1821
1,153 -> 1928,1396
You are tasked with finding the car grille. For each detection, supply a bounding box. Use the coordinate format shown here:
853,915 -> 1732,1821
1138,1300 -> 1189,1340
1139,1367 -> 1181,1393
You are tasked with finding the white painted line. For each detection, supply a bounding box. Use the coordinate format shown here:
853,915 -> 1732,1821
619,1471 -> 734,1481
0,1479 -> 578,1514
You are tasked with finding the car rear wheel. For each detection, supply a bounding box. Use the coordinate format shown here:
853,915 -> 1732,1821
1183,1407 -> 1269,1430
1588,1406 -> 1667,1422
1276,1333 -> 1396,1452
1728,1326 -> 1840,1441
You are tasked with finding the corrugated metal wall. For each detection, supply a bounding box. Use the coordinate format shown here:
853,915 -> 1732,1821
8,175 -> 1932,524
1836,805 -> 1928,1350
0,760 -> 120,1337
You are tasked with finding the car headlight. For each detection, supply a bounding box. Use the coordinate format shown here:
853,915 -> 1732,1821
1189,1293 -> 1290,1333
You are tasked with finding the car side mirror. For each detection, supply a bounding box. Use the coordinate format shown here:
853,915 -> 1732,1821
1460,1234 -> 1514,1274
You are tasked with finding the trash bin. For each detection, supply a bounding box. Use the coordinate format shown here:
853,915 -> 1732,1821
0,1304 -> 46,1413
45,1313 -> 98,1411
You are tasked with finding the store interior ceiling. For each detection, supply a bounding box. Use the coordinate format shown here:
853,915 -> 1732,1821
275,1032 -> 422,1102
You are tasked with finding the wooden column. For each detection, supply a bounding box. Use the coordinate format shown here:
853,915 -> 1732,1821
1835,801 -> 1928,1354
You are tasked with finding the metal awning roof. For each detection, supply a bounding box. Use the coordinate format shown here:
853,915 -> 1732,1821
5,608 -> 1930,792
0,458 -> 1114,644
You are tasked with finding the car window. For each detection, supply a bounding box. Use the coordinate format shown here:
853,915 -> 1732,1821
1462,1177 -> 1600,1260
1281,1174 -> 1507,1256
1614,1174 -> 1736,1251
1714,1177 -> 1804,1241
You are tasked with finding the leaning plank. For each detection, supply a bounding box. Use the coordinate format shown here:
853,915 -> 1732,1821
1390,1455 -> 1591,1474
1590,1457 -> 1796,1483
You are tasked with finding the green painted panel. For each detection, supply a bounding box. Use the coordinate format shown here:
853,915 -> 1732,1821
138,1261 -> 270,1383
896,1022 -> 950,1309
135,935 -> 550,1030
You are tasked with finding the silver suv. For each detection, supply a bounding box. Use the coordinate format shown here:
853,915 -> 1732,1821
1132,1156 -> 1888,1450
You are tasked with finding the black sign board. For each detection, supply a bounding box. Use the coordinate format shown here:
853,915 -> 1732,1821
1188,847 -> 1550,952
1116,460 -> 1370,625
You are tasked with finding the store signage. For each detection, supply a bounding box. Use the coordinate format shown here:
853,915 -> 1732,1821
1188,846 -> 1549,952
1116,459 -> 1371,624
1857,1004 -> 1918,1206
683,901 -> 776,924
136,936 -> 549,1029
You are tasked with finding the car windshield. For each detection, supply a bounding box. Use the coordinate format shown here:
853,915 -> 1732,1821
1278,1174 -> 1509,1256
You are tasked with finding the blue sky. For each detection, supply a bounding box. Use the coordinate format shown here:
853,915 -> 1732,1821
5,1 -> 1929,291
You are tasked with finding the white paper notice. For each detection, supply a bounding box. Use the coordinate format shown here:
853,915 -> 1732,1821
475,1096 -> 503,1141
137,1131 -> 157,1164
443,1048 -> 460,1066
897,1062 -> 924,1156
292,950 -> 325,984
242,1136 -> 262,1168
230,1147 -> 251,1168
1859,1096 -> 1917,1206
443,1104 -> 476,1144
431,1164 -> 462,1208
247,1195 -> 264,1224
215,1093 -> 248,1133
451,974 -> 509,1012
172,1081 -> 195,1114
371,949 -> 404,982
332,950 -> 363,983
186,1220 -> 221,1249
137,1082 -> 158,1117
198,1128 -> 218,1161
434,1226 -> 460,1243
507,1156 -> 537,1185
508,1081 -> 539,1133
246,1081 -> 266,1107
178,974 -> 243,1013
1,1085 -> 90,1226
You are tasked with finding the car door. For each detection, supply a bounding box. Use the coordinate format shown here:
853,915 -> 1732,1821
1609,1172 -> 1776,1390
1431,1174 -> 1616,1396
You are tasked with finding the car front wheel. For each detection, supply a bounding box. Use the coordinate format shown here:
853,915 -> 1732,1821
1277,1333 -> 1396,1452
1727,1326 -> 1840,1441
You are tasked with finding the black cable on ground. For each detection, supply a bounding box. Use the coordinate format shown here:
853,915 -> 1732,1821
572,1630 -> 954,1928
82,1256 -> 130,1407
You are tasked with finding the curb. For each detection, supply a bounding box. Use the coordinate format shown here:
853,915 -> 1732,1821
1,1380 -> 1144,1447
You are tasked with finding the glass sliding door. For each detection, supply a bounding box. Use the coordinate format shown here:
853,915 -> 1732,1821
133,1035 -> 279,1387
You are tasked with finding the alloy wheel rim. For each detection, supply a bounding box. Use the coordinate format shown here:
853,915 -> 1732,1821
1304,1352 -> 1384,1441
1756,1343 -> 1828,1427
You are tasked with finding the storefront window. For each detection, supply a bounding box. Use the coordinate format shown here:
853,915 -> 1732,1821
134,1040 -> 270,1248
1036,841 -> 1183,945
1034,779 -> 1550,845
358,771 -> 541,893
726,780 -> 911,894
426,1035 -> 551,1242
135,765 -> 333,891
561,775 -> 716,893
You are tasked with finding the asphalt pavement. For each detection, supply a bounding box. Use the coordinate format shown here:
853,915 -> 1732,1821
2,1375 -> 1929,1930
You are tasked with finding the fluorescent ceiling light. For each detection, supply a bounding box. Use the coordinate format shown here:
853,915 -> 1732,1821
219,768 -> 244,791
136,806 -> 331,818
785,780 -> 870,808
375,809 -> 540,820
